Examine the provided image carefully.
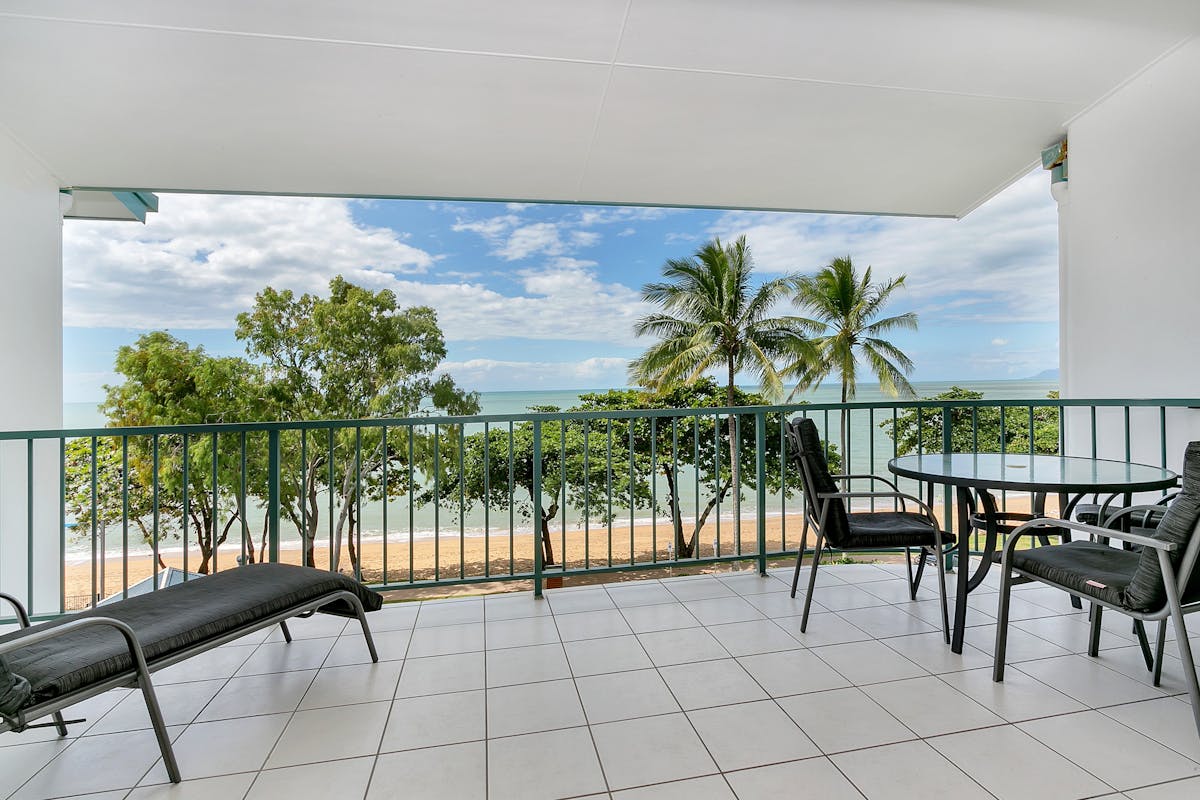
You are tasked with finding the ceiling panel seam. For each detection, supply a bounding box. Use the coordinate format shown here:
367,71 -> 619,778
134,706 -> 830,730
576,0 -> 635,201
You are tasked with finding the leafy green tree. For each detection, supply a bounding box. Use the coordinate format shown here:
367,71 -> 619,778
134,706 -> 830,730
100,331 -> 268,573
629,236 -> 811,543
785,256 -> 918,448
237,276 -> 479,572
882,387 -> 1061,456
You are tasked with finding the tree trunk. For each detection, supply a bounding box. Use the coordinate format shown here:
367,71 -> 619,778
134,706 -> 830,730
662,464 -> 688,557
347,502 -> 359,575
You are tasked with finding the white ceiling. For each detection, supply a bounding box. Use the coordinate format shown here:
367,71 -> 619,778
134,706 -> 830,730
1,0 -> 1196,217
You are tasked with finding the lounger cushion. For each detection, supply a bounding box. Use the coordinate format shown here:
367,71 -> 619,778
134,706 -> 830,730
1120,442 -> 1200,612
0,564 -> 382,710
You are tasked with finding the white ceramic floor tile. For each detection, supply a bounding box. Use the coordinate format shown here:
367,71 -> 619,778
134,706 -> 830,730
0,740 -> 73,798
562,639 -> 653,684
545,588 -> 615,614
487,727 -> 606,800
772,612 -> 872,647
415,598 -> 485,627
369,602 -> 421,631
931,724 -> 1113,800
245,756 -> 374,800
1101,697 -> 1200,762
86,679 -> 225,733
395,651 -> 485,697
142,714 -> 288,783
742,591 -> 823,618
485,592 -> 554,621
939,666 -> 1086,722
684,596 -> 765,626
486,642 -> 572,687
1013,614 -> 1135,653
299,660 -> 404,709
152,644 -> 256,684
1014,655 -> 1168,708
620,602 -> 700,633
863,675 -> 1005,737
637,627 -> 728,667
1019,710 -> 1200,791
964,622 -> 1072,661
811,640 -> 928,685
557,608 -> 634,641
705,619 -> 802,657
577,668 -> 680,724
382,690 -> 485,751
611,774 -> 735,799
832,739 -> 992,799
195,670 -> 316,722
368,741 -> 486,800
487,679 -> 585,737
663,578 -> 738,602
882,631 -> 992,674
405,622 -> 485,658
485,616 -> 562,649
266,700 -> 390,768
266,613 -> 347,640
127,773 -> 258,799
836,605 -> 937,639
235,638 -> 336,676
737,648 -> 850,697
324,627 -> 410,666
1127,776 -> 1200,798
606,583 -> 678,608
591,713 -> 718,791
777,687 -> 916,754
724,756 -> 863,799
688,699 -> 818,771
659,658 -> 768,710
805,583 -> 890,611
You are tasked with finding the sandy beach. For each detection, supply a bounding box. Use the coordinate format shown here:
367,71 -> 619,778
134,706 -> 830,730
63,493 -> 1058,607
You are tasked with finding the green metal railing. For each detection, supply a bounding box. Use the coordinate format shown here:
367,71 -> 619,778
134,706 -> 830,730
0,397 -> 1196,619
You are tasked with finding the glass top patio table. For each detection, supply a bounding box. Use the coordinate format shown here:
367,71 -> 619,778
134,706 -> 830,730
888,453 -> 1178,495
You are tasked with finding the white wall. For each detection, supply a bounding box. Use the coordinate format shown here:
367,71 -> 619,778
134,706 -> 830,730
1059,38 -> 1200,472
0,128 -> 64,614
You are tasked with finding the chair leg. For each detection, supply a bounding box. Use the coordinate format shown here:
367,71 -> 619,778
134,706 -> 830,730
1088,604 -> 1103,658
1133,620 -> 1154,671
279,620 -> 293,643
912,548 -> 928,598
905,547 -> 916,600
137,671 -> 181,783
1153,619 -> 1167,687
993,562 -> 1014,682
800,530 -> 825,633
51,711 -> 69,737
1158,555 -> 1200,738
934,545 -> 950,644
790,518 -> 809,599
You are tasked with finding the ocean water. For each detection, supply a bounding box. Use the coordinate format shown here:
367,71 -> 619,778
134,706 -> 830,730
63,379 -> 1058,557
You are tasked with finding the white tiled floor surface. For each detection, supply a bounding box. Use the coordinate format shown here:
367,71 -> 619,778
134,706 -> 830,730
4,561 -> 1200,799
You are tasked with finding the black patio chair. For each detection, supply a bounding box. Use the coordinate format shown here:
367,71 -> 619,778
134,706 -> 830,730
993,442 -> 1200,738
785,417 -> 952,641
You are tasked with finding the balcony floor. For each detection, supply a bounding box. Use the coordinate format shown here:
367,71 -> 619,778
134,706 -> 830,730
3,562 -> 1200,799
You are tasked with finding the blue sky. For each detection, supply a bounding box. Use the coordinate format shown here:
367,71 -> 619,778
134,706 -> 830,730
62,168 -> 1059,402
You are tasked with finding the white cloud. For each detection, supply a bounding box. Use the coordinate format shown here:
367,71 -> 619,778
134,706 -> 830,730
708,169 -> 1058,323
437,357 -> 630,391
496,222 -> 567,260
64,195 -> 435,329
992,338 -> 1009,346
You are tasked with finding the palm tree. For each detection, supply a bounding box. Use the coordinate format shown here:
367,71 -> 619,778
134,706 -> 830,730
629,235 -> 811,548
785,255 -> 918,448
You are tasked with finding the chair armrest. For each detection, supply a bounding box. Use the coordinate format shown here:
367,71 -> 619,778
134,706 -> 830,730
817,490 -> 944,520
1101,504 -> 1170,529
0,615 -> 154,669
831,474 -> 903,492
0,593 -> 31,628
1003,518 -> 1174,564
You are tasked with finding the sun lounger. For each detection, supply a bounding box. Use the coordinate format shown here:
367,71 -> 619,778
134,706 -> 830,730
0,563 -> 383,783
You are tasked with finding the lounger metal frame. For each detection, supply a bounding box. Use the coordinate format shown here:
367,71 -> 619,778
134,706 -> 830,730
0,588 -> 379,783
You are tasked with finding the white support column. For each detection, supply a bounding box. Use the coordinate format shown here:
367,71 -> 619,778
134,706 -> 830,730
1059,39 -> 1200,473
0,128 -> 65,614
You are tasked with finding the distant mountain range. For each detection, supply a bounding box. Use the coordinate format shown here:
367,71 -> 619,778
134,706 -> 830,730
1027,368 -> 1059,380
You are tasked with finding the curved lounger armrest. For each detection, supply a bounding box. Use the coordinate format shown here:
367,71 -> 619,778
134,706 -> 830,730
0,593 -> 31,628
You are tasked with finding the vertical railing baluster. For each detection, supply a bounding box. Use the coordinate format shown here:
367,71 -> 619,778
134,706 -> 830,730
649,417 -> 656,563
606,419 -> 613,568
781,411 -> 788,548
152,434 -> 159,590
122,436 -> 130,597
508,422 -> 514,576
210,432 -> 218,575
267,429 -> 280,564
533,419 -> 543,597
730,414 -> 737,556
240,431 -> 248,567
460,423 -> 467,580
27,439 -> 34,611
1124,406 -> 1131,462
714,412 -> 721,557
482,423 -> 489,578
90,436 -> 97,607
355,427 -> 362,581
868,408 -> 875,514
942,406 -> 953,538
755,411 -> 767,576
583,419 -> 590,569
182,434 -> 189,579
628,419 -> 635,565
59,437 -> 66,613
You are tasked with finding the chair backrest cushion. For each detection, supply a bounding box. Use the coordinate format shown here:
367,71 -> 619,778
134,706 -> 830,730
1120,442 -> 1200,612
787,417 -> 850,547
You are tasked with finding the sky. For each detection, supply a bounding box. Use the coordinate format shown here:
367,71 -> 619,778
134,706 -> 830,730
62,168 -> 1059,402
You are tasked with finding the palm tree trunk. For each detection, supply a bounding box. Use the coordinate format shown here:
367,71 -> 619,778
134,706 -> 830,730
727,359 -> 740,550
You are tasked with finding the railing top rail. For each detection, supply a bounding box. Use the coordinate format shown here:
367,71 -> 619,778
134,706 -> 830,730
2,397 -> 1197,441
